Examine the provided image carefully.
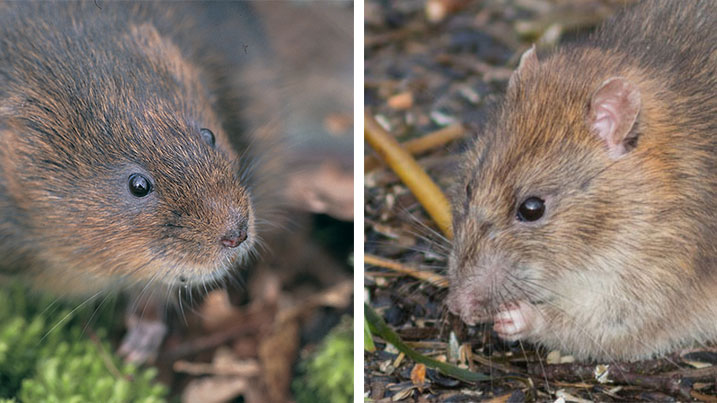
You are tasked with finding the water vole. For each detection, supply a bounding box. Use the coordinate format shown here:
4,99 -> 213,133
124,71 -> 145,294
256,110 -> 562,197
0,2 -> 268,296
447,0 -> 716,361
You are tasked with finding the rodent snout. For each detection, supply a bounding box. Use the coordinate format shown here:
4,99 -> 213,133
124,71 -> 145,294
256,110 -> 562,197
220,223 -> 249,249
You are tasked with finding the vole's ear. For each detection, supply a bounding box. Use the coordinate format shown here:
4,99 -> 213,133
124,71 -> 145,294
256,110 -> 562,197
129,23 -> 189,84
588,77 -> 641,159
507,45 -> 539,92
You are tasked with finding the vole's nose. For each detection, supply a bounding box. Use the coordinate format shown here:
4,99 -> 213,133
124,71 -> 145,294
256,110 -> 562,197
220,223 -> 248,248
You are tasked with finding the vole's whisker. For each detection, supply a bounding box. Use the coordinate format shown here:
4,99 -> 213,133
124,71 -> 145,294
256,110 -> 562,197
41,290 -> 103,343
177,287 -> 188,326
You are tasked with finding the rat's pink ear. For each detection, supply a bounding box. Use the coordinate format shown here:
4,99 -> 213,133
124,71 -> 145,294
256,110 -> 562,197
588,77 -> 641,159
508,45 -> 539,92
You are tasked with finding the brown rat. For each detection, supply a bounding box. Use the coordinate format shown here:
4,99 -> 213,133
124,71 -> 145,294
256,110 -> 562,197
0,2 -> 281,360
447,0 -> 716,361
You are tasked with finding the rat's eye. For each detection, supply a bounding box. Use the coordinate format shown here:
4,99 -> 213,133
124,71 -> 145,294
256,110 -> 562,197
128,173 -> 153,197
517,197 -> 545,222
200,128 -> 215,147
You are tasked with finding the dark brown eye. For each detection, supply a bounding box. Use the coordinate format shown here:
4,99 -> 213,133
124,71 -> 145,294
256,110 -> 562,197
128,173 -> 152,197
517,197 -> 545,222
465,181 -> 472,198
200,128 -> 215,147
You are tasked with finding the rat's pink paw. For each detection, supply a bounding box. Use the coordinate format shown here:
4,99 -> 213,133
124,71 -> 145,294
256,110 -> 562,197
493,301 -> 542,341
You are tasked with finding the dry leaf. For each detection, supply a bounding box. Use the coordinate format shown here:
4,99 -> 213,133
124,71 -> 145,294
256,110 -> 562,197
324,112 -> 353,135
258,319 -> 300,402
391,386 -> 416,401
393,352 -> 405,368
410,363 -> 427,391
388,92 -> 414,110
285,161 -> 354,220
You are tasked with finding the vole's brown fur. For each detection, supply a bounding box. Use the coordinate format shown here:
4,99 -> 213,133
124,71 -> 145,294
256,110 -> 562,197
0,2 -> 279,296
448,0 -> 716,361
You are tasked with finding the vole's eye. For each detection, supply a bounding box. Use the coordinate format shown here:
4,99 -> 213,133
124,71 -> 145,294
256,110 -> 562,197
465,181 -> 472,198
200,128 -> 215,147
517,197 -> 545,222
128,173 -> 152,197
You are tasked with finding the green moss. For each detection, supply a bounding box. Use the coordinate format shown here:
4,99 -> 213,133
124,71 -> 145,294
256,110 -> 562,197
0,283 -> 166,401
293,316 -> 353,403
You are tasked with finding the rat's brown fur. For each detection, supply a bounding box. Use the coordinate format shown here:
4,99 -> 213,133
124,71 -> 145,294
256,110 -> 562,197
0,2 -> 281,296
448,0 -> 716,361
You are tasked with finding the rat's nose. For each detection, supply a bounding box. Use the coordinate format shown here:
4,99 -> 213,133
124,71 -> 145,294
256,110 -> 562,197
220,224 -> 248,248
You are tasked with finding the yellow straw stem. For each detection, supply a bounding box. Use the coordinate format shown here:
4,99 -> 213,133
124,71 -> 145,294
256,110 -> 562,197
364,123 -> 465,172
365,254 -> 449,288
364,111 -> 454,239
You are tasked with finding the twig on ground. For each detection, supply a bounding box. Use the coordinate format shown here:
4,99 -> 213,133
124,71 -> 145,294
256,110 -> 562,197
174,359 -> 260,377
365,254 -> 448,288
365,111 -> 454,238
365,123 -> 465,172
528,360 -> 717,400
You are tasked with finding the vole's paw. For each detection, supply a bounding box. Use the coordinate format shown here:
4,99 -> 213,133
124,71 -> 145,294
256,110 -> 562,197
118,315 -> 167,364
493,301 -> 542,341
